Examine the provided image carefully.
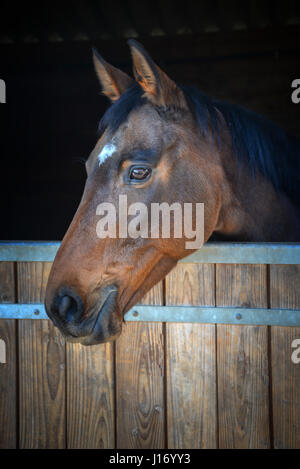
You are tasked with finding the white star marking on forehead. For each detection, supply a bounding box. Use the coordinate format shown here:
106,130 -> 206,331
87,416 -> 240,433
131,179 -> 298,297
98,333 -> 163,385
98,142 -> 117,166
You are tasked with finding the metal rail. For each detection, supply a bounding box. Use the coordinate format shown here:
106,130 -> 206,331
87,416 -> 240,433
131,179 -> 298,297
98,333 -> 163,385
0,303 -> 299,326
0,241 -> 299,325
1,241 -> 300,264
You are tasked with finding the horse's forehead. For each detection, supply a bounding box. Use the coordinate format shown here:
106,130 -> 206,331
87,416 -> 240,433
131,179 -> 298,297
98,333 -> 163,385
90,106 -> 165,168
106,107 -> 163,148
119,105 -> 164,141
97,141 -> 117,166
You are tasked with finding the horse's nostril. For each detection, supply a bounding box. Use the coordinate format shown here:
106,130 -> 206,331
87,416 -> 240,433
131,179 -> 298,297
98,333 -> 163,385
55,291 -> 83,322
58,295 -> 71,317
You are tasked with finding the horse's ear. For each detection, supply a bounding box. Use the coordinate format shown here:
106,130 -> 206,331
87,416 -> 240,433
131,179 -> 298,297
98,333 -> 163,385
128,39 -> 187,108
92,48 -> 134,102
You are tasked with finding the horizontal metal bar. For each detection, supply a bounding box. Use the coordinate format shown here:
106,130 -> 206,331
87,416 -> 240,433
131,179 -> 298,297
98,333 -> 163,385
0,241 -> 300,264
183,242 -> 300,264
127,306 -> 300,326
0,241 -> 60,262
0,303 -> 299,326
0,303 -> 46,319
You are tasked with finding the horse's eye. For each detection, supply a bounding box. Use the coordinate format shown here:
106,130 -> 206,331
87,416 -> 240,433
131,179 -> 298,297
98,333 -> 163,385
129,166 -> 152,182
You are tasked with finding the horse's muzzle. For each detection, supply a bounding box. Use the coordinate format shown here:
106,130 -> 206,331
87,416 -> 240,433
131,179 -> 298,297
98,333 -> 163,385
46,285 -> 121,345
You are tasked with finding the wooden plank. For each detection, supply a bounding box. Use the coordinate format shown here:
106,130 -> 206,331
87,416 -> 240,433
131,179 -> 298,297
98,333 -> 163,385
165,263 -> 217,448
216,264 -> 270,449
66,342 -> 115,448
270,265 -> 300,309
17,262 -> 66,448
270,265 -> 300,449
0,262 -> 17,448
116,283 -> 165,449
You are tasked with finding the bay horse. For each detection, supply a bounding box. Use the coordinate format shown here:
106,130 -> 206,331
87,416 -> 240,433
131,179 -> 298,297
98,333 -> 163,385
45,40 -> 300,345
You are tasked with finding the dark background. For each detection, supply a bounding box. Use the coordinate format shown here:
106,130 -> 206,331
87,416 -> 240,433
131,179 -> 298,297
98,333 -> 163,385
0,0 -> 299,240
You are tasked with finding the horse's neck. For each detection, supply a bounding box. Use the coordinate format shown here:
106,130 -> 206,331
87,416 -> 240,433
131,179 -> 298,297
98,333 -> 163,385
214,158 -> 300,242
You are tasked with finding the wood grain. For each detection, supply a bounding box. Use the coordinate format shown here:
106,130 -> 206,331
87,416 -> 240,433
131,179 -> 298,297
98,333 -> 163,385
165,263 -> 217,449
216,264 -> 270,448
5,257 -> 299,449
17,262 -> 66,448
270,265 -> 300,309
270,264 -> 300,448
0,262 -> 17,448
116,283 -> 165,449
66,342 -> 115,448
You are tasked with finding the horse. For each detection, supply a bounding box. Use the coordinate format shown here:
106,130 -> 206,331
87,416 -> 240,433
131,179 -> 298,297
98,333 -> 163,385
45,39 -> 300,345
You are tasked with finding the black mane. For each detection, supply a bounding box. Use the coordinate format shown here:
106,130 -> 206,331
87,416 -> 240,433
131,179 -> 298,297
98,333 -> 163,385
98,83 -> 300,207
182,85 -> 300,207
98,84 -> 145,137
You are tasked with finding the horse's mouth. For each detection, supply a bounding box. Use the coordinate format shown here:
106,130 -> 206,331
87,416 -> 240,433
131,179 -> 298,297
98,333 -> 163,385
55,286 -> 121,346
79,288 -> 121,345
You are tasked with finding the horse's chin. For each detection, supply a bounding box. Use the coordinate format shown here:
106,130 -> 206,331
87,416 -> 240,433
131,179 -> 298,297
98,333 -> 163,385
63,320 -> 122,346
78,327 -> 122,346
